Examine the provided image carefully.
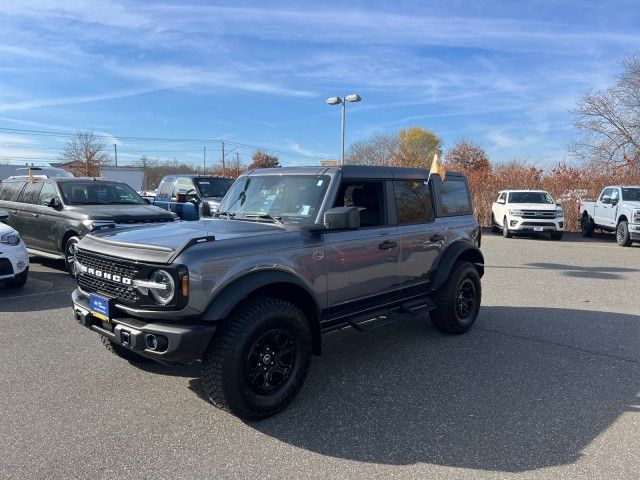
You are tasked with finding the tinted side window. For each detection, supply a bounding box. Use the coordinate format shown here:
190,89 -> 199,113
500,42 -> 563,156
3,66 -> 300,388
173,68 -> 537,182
39,183 -> 59,205
600,188 -> 613,200
440,180 -> 471,216
0,181 -> 26,201
394,180 -> 434,224
333,181 -> 385,227
18,182 -> 44,205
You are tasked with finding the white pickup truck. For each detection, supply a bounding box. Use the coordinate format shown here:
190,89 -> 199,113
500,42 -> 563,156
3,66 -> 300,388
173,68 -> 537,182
579,185 -> 640,246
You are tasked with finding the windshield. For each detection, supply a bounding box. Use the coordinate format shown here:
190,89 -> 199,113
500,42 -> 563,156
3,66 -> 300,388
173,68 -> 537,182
622,188 -> 640,201
217,174 -> 331,224
194,177 -> 234,198
508,191 -> 554,204
60,182 -> 146,205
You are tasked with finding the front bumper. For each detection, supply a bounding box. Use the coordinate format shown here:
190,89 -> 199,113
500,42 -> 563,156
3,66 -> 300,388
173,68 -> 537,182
72,289 -> 216,363
629,223 -> 640,240
0,242 -> 29,281
507,216 -> 564,232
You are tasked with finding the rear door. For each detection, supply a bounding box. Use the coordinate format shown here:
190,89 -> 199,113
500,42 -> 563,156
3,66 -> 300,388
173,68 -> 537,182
323,179 -> 400,311
393,179 -> 442,296
13,181 -> 43,248
0,180 -> 27,230
31,181 -> 64,253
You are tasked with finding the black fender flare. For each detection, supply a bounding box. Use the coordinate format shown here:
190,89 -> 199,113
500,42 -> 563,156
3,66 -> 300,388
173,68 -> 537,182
430,241 -> 484,292
200,270 -> 322,354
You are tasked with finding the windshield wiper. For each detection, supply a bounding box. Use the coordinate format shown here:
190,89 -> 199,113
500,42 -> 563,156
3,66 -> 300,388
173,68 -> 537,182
244,213 -> 283,225
213,211 -> 236,219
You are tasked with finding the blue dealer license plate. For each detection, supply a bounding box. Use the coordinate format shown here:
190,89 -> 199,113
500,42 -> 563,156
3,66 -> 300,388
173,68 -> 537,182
89,294 -> 111,321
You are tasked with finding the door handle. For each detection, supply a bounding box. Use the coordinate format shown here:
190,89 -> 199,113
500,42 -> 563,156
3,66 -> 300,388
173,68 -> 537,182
31,213 -> 39,217
430,234 -> 445,242
379,240 -> 397,250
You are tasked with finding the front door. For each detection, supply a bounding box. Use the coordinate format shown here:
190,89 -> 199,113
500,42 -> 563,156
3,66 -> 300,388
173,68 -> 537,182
323,180 -> 400,310
594,187 -> 613,226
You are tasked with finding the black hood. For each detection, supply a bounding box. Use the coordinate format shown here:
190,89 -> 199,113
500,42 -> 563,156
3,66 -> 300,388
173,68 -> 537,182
70,204 -> 175,223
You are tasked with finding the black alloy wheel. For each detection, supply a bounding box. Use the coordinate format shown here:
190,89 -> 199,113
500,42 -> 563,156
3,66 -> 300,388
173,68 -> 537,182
246,328 -> 296,396
455,278 -> 477,321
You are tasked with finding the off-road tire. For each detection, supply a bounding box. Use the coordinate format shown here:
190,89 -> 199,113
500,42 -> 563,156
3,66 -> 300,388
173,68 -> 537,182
430,261 -> 482,335
200,297 -> 312,420
490,214 -> 499,233
581,214 -> 594,237
5,268 -> 28,288
616,220 -> 632,247
550,232 -> 563,241
64,236 -> 80,276
502,217 -> 512,238
100,335 -> 150,362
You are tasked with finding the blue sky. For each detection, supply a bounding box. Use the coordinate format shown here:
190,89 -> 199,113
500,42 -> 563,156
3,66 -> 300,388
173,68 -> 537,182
0,0 -> 639,168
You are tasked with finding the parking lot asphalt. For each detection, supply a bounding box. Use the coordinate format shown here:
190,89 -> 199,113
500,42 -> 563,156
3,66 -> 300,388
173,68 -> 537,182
1,231 -> 639,480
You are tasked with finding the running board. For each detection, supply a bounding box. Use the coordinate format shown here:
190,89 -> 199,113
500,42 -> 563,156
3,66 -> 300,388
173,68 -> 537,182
27,248 -> 64,260
348,298 -> 437,332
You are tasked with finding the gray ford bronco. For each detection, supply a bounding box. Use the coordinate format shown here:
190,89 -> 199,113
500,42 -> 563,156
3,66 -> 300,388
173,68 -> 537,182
72,165 -> 484,419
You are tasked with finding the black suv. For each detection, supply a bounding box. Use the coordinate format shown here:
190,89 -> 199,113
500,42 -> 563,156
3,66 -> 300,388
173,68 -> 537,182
0,176 -> 175,273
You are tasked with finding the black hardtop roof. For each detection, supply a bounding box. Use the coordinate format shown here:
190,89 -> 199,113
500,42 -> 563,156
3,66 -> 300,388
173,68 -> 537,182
245,165 -> 465,181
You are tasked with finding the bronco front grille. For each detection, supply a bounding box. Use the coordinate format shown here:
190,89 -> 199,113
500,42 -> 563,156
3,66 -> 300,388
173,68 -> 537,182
76,249 -> 140,303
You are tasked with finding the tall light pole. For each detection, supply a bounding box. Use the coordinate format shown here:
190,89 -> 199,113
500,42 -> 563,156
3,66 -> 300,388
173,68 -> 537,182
326,93 -> 361,165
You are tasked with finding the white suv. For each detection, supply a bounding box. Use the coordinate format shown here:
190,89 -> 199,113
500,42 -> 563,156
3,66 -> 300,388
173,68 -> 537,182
491,190 -> 564,240
0,210 -> 29,287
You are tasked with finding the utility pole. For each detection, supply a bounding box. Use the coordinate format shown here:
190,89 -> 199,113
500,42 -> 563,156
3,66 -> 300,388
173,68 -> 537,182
203,146 -> 206,174
221,140 -> 226,176
114,144 -> 118,166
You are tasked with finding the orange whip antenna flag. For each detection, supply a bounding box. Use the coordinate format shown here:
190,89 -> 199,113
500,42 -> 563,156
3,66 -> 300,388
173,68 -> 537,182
429,153 -> 446,181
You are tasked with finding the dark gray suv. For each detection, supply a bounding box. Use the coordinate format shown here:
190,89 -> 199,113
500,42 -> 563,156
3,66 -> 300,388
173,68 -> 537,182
0,177 -> 175,273
72,166 -> 484,419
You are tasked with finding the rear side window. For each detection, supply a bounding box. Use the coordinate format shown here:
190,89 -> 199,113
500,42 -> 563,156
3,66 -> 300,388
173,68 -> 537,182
18,182 -> 43,205
393,180 -> 434,224
440,180 -> 471,216
0,181 -> 26,201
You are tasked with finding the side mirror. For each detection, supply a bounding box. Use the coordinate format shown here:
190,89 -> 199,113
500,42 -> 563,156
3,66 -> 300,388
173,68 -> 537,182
611,198 -> 619,206
142,197 -> 151,205
497,198 -> 505,205
0,210 -> 8,221
47,197 -> 63,210
323,206 -> 360,230
601,196 -> 611,205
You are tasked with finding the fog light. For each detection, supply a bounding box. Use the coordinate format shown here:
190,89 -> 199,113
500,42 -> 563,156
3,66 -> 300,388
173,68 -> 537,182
510,220 -> 518,227
559,222 -> 564,228
16,261 -> 25,270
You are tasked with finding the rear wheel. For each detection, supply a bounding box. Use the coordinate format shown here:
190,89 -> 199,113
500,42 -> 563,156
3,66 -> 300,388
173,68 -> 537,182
616,220 -> 632,247
502,217 -> 512,238
581,214 -> 594,237
64,236 -> 80,276
200,297 -> 312,420
430,261 -> 482,335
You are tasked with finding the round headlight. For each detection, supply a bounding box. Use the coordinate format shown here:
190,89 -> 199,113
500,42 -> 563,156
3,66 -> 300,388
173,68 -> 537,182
149,270 -> 175,305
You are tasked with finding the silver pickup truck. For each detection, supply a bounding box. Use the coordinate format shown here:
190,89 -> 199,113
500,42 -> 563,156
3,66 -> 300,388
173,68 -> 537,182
71,165 -> 484,419
580,185 -> 640,246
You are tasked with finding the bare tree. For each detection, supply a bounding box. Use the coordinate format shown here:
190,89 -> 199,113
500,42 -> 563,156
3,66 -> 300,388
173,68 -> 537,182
247,150 -> 279,169
345,132 -> 399,166
445,139 -> 491,172
570,52 -> 640,169
58,130 -> 112,177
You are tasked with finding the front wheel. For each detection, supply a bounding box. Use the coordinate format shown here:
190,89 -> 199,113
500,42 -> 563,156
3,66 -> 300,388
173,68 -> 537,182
430,261 -> 482,335
200,297 -> 312,420
64,236 -> 80,276
502,217 -> 512,238
490,214 -> 499,233
617,220 -> 632,247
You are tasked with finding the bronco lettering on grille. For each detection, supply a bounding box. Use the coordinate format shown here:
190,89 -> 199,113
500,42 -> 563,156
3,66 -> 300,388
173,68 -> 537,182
78,264 -> 133,285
